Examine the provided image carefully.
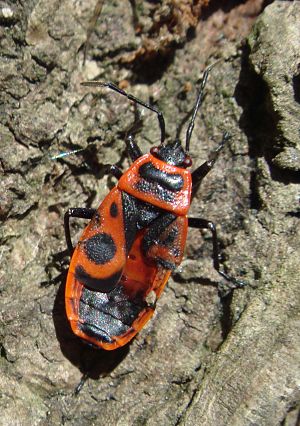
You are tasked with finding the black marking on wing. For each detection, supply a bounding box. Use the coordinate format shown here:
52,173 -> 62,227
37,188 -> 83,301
83,233 -> 116,265
141,212 -> 177,254
160,226 -> 179,248
110,202 -> 118,218
121,192 -> 162,253
75,265 -> 122,292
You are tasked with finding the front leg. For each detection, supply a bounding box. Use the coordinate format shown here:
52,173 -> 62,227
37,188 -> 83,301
192,132 -> 230,198
64,208 -> 97,255
188,217 -> 245,287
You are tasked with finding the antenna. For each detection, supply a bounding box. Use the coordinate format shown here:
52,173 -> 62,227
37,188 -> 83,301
185,62 -> 219,152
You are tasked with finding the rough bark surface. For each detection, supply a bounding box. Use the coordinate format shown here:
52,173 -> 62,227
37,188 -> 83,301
0,1 -> 299,425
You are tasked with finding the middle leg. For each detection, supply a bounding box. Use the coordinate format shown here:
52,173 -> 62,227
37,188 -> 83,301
188,217 -> 245,287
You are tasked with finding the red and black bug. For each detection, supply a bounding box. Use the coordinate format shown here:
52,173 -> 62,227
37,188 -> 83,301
64,66 -> 243,351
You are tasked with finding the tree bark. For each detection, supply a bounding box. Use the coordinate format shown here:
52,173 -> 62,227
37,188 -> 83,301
1,1 -> 299,425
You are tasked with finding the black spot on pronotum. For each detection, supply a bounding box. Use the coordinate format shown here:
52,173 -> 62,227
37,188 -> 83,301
139,162 -> 184,191
110,202 -> 118,218
83,233 -> 116,264
75,265 -> 122,292
135,180 -> 174,203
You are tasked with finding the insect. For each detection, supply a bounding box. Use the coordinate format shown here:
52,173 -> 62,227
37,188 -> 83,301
64,66 -> 243,350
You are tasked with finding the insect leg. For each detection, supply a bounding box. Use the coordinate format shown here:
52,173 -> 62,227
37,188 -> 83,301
74,372 -> 89,396
64,208 -> 97,255
81,81 -> 166,144
191,132 -> 230,198
188,217 -> 245,287
125,134 -> 143,161
109,152 -> 146,178
109,165 -> 123,179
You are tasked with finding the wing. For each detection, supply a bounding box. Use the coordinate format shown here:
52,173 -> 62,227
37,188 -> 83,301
66,187 -> 126,293
143,215 -> 188,272
65,187 -> 128,348
108,216 -> 188,346
65,189 -> 188,350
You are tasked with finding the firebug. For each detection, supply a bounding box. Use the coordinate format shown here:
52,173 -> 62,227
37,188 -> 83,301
64,66 -> 243,350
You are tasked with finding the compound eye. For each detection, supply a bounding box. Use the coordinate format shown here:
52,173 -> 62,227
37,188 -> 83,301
183,156 -> 192,167
150,146 -> 160,157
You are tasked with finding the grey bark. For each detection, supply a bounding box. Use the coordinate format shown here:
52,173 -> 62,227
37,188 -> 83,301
0,1 -> 299,425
